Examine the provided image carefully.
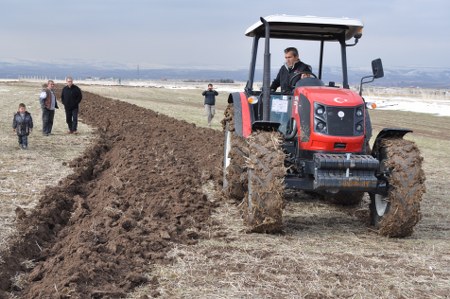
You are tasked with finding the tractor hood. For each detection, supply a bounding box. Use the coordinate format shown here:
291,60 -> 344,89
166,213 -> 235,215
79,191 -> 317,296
297,87 -> 364,107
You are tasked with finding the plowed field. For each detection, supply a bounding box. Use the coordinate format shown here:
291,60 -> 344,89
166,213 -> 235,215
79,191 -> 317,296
0,81 -> 449,298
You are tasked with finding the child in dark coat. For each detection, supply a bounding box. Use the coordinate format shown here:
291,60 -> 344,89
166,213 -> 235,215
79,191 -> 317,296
12,103 -> 33,149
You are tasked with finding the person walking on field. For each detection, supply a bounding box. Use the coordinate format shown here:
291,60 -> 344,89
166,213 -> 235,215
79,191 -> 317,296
61,76 -> 83,134
39,80 -> 58,136
202,83 -> 218,127
12,103 -> 33,149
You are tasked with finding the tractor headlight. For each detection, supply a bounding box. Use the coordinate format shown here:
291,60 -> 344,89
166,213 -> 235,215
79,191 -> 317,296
316,121 -> 326,131
356,108 -> 363,117
314,103 -> 327,134
316,105 -> 325,115
354,105 -> 365,136
355,123 -> 363,132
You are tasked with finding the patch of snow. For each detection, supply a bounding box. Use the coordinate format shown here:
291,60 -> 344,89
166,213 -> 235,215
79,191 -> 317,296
365,95 -> 450,117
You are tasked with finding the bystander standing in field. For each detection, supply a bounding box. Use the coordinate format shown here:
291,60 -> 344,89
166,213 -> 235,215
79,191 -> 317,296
39,80 -> 58,136
40,83 -> 48,96
38,82 -> 47,115
202,83 -> 218,127
61,76 -> 83,134
12,103 -> 33,149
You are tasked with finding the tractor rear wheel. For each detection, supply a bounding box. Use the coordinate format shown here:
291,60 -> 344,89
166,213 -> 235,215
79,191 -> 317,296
223,105 -> 247,200
369,138 -> 425,237
243,131 -> 286,233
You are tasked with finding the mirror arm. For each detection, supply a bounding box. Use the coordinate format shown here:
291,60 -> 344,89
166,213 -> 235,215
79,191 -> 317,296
359,75 -> 375,96
346,37 -> 359,47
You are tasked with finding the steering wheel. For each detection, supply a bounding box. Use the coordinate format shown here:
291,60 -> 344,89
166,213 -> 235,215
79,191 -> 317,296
289,71 -> 318,88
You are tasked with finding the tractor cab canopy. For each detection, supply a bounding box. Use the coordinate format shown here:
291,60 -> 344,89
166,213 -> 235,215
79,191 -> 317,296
245,15 -> 363,41
244,15 -> 364,91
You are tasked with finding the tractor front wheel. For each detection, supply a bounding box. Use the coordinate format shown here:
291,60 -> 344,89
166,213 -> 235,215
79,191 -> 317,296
243,131 -> 286,233
369,138 -> 425,237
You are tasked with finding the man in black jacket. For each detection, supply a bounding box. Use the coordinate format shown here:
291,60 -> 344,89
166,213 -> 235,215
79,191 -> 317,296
202,83 -> 219,127
270,47 -> 312,94
61,76 -> 83,134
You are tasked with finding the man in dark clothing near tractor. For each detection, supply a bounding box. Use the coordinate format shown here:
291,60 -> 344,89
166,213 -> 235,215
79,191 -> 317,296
202,83 -> 219,127
270,47 -> 312,94
61,76 -> 83,134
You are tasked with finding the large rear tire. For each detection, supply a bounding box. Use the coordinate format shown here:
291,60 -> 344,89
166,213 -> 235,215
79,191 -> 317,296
243,131 -> 285,233
223,105 -> 247,200
369,138 -> 425,237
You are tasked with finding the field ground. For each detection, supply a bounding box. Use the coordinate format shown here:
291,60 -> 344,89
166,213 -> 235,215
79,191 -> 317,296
0,82 -> 95,252
1,81 -> 449,298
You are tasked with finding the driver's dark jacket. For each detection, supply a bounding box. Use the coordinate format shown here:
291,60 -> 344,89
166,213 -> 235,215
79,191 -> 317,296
270,60 -> 312,93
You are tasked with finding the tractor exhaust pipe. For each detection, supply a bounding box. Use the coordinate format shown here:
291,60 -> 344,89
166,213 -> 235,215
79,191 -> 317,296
261,17 -> 271,122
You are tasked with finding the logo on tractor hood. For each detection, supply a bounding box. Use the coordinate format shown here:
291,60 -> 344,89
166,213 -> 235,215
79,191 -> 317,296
338,111 -> 345,119
333,97 -> 348,104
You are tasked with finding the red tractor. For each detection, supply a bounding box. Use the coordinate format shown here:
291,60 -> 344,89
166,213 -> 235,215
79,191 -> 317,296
222,15 -> 425,237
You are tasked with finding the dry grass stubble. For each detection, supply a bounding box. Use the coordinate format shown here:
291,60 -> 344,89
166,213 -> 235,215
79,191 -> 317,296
143,194 -> 449,298
109,88 -> 449,298
0,81 -> 95,253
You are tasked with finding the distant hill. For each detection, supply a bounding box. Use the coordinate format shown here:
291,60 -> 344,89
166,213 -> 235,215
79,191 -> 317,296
1,61 -> 449,88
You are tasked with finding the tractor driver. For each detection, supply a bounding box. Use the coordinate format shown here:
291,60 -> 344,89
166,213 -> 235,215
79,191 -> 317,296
270,47 -> 312,94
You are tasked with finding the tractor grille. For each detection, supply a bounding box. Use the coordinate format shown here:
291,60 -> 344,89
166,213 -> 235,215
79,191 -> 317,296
326,107 -> 355,136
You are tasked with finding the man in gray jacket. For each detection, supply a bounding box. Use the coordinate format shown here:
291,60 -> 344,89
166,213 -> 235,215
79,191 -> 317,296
39,80 -> 58,136
202,83 -> 219,127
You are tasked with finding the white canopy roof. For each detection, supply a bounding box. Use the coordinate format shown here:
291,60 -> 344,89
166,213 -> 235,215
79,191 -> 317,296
245,15 -> 364,41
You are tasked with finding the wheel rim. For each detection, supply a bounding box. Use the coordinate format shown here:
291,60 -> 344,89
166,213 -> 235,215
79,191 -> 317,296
247,169 -> 253,211
374,194 -> 389,216
222,124 -> 231,189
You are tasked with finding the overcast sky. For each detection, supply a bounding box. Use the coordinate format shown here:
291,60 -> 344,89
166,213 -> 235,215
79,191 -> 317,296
1,0 -> 449,71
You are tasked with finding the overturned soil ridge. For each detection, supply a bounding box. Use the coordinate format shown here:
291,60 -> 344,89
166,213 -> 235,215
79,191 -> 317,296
0,91 -> 223,298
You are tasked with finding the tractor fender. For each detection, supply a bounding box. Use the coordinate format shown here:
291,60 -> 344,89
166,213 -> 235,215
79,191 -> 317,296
372,128 -> 412,155
228,92 -> 253,138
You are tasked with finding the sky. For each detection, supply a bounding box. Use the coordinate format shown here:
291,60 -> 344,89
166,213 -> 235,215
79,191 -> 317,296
1,0 -> 449,71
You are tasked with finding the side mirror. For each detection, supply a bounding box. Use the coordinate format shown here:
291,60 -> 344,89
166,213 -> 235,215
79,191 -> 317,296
372,58 -> 384,79
360,58 -> 384,96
